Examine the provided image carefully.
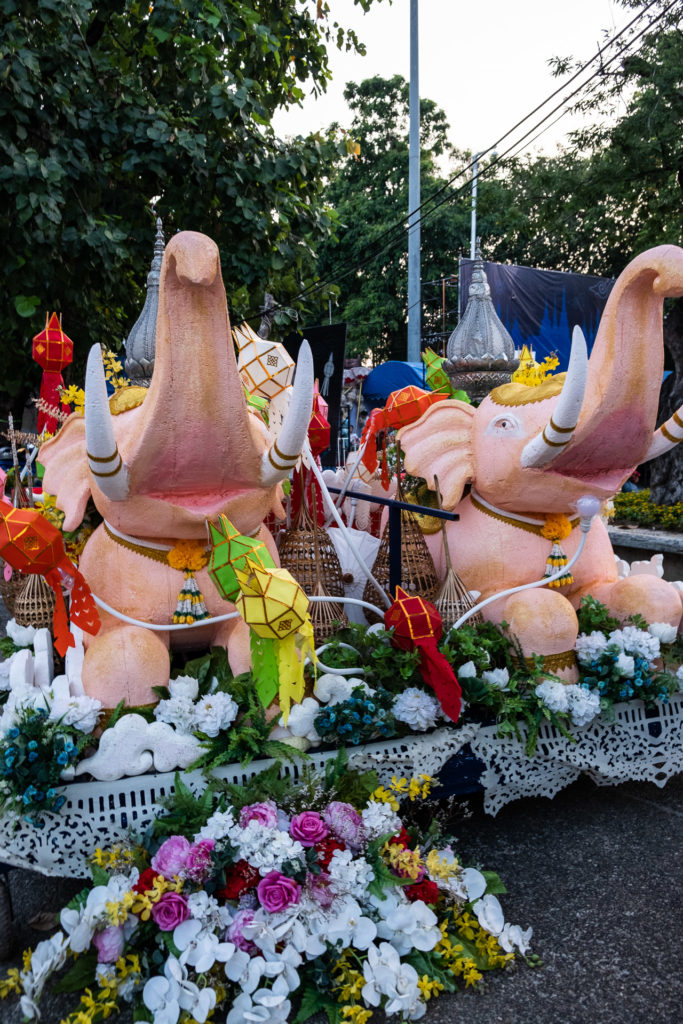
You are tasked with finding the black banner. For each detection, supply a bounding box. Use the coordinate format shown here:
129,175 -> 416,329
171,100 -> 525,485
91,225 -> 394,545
283,323 -> 347,467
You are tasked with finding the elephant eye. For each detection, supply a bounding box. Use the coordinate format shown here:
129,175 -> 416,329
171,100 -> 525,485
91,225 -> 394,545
486,413 -> 525,438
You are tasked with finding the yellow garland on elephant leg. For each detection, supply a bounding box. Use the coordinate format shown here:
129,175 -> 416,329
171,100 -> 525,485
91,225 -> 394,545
276,618 -> 316,725
167,541 -> 210,624
541,514 -> 574,588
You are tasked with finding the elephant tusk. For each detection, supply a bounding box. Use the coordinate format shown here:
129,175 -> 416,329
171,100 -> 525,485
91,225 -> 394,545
641,406 -> 683,462
259,339 -> 315,487
84,344 -> 130,500
520,326 -> 588,469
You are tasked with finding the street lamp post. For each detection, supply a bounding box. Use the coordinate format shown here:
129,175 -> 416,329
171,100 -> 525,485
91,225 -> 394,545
407,0 -> 421,362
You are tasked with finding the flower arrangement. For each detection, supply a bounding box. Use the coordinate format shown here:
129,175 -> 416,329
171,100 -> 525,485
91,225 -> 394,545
0,707 -> 88,825
611,488 -> 683,532
0,754 -> 533,1023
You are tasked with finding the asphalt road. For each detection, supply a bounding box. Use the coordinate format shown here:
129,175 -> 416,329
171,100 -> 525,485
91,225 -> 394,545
1,772 -> 681,1024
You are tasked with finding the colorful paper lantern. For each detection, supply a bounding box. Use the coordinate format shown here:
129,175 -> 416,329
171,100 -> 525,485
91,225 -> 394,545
360,385 -> 448,480
384,587 -> 462,722
233,558 -> 315,722
207,515 -> 276,603
0,499 -> 100,655
32,313 -> 74,434
234,322 -> 295,400
308,391 -> 331,458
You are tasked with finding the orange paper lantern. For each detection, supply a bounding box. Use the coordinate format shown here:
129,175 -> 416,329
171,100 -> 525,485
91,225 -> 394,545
32,312 -> 74,433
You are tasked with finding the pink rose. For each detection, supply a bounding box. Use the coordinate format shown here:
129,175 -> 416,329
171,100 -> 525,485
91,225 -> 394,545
151,835 -> 191,879
289,811 -> 328,847
150,892 -> 190,931
227,908 -> 258,953
256,871 -> 301,913
185,839 -> 215,883
92,925 -> 125,963
239,801 -> 279,828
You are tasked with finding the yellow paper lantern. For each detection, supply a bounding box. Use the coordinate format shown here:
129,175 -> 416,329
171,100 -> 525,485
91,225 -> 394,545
234,560 -> 309,640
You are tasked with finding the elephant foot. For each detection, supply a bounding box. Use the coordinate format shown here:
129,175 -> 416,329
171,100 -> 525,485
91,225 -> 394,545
212,616 -> 253,678
588,575 -> 683,631
82,625 -> 170,709
500,589 -> 580,682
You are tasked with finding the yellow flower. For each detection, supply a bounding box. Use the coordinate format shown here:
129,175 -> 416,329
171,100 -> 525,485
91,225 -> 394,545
424,849 -> 459,880
382,842 -> 424,881
417,974 -> 444,1000
370,786 -> 399,812
541,513 -> 573,541
0,968 -> 21,999
408,774 -> 434,800
167,540 -> 209,572
21,948 -> 32,972
341,1007 -> 373,1023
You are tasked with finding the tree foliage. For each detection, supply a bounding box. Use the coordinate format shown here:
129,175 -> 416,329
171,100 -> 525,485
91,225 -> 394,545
315,75 -> 475,363
0,0 -> 385,407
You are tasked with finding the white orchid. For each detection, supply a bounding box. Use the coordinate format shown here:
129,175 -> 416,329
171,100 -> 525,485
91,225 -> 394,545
362,941 -> 422,1016
165,957 -> 216,1024
226,989 -> 291,1024
498,922 -> 533,955
472,893 -> 505,936
142,971 -> 181,1024
60,874 -> 131,953
376,899 -> 441,955
19,931 -> 70,1021
324,896 -> 377,950
173,918 -> 245,974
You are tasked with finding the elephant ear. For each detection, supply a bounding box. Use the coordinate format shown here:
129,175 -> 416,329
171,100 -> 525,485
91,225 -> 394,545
39,415 -> 91,531
398,399 -> 476,509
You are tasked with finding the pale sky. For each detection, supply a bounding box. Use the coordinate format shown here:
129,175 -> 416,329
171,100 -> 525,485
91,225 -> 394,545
274,0 -> 633,156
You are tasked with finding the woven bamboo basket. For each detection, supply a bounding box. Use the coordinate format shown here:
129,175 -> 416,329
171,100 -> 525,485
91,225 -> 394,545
433,476 -> 482,632
13,574 -> 55,631
362,507 -> 439,624
0,561 -> 25,619
278,478 -> 348,644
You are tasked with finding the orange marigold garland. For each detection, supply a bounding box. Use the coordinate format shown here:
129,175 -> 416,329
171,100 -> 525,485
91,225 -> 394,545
541,514 -> 574,588
167,541 -> 210,623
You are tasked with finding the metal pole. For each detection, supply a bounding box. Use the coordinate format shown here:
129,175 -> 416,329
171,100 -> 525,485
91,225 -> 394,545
407,0 -> 421,362
470,152 -> 479,259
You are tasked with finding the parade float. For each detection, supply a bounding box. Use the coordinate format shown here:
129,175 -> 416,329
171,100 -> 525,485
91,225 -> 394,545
0,230 -> 681,1022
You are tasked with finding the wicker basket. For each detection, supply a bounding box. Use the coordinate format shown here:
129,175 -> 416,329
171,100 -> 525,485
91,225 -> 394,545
278,478 -> 348,644
363,508 -> 439,623
13,573 -> 55,631
432,475 -> 482,632
0,561 -> 25,619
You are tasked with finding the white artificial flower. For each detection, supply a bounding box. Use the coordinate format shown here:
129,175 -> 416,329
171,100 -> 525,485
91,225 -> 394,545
482,667 -> 510,691
327,849 -> 376,902
614,653 -> 635,678
168,675 -> 199,701
281,697 -> 322,744
324,897 -> 377,950
60,874 -> 131,953
226,989 -> 291,1024
566,687 -> 601,728
361,799 -> 402,842
46,692 -> 102,734
194,808 -> 236,843
534,680 -> 569,714
574,631 -> 609,665
647,622 -> 677,645
362,941 -> 422,1017
173,918 -> 242,974
457,661 -> 477,678
229,820 -> 305,876
186,892 -> 231,932
143,970 -> 181,1024
498,922 -> 533,956
393,688 -> 440,731
609,626 -> 660,664
462,866 -> 487,901
6,618 -> 36,647
314,673 -> 370,705
154,696 -> 196,734
376,899 -> 441,956
472,894 -> 505,936
164,956 -> 216,1024
192,692 -> 238,737
19,931 -> 70,1021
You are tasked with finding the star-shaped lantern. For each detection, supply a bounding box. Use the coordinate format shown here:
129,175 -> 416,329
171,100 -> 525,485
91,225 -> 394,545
384,587 -> 461,722
207,515 -> 275,603
0,499 -> 100,655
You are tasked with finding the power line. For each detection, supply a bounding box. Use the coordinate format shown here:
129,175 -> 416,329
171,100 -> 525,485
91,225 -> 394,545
244,0 -> 675,323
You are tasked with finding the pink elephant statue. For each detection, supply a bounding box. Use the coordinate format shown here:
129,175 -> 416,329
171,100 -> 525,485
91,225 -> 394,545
398,245 -> 683,679
39,231 -> 313,707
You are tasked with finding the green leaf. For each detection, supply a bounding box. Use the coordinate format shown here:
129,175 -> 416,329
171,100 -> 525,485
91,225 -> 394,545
14,294 -> 41,317
482,870 -> 507,895
90,864 -> 110,886
54,951 -> 98,993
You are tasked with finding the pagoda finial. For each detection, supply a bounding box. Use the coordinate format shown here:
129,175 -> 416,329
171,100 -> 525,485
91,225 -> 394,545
124,217 -> 165,387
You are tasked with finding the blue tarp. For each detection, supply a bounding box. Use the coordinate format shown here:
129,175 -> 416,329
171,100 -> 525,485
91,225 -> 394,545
363,361 -> 428,406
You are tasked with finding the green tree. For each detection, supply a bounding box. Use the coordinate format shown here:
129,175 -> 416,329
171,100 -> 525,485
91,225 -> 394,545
0,0 -> 385,410
316,75 -> 473,363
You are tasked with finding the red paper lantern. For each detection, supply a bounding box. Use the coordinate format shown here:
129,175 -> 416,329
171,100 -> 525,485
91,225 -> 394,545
32,313 -> 74,434
308,392 -> 331,458
0,500 -> 100,655
384,587 -> 462,722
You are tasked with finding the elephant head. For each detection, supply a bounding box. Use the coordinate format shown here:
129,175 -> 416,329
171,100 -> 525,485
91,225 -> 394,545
40,231 -> 313,540
399,245 -> 683,516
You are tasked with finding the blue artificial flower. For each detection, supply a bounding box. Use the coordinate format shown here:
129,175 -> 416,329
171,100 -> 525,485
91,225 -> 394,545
28,751 -> 38,763
27,740 -> 38,751
22,785 -> 37,804
8,728 -> 19,739
54,795 -> 66,811
56,752 -> 69,766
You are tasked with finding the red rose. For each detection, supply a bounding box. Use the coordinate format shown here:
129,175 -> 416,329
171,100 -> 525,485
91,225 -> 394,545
314,837 -> 346,870
217,859 -> 260,900
132,868 -> 157,893
388,826 -> 411,849
406,879 -> 441,905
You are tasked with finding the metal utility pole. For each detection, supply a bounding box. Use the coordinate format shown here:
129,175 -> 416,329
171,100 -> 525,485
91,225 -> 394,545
407,0 -> 421,362
470,152 -> 479,259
